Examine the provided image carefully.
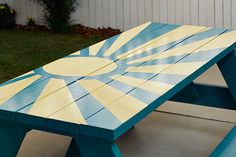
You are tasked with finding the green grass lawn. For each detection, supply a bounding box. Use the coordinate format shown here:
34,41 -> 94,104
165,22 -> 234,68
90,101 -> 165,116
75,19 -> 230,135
0,29 -> 104,83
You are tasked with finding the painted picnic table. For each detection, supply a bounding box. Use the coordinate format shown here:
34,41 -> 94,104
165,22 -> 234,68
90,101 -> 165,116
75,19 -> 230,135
1,22 -> 236,157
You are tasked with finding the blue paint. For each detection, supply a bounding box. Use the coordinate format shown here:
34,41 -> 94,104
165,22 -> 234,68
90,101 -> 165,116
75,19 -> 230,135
80,48 -> 89,56
218,50 -> 236,101
110,24 -> 178,60
170,83 -> 236,110
210,125 -> 236,157
0,77 -> 49,112
0,73 -> 36,87
96,35 -> 120,56
86,109 -> 121,130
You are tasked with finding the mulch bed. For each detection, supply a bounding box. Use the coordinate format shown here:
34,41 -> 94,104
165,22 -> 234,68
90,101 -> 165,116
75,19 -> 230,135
15,24 -> 121,38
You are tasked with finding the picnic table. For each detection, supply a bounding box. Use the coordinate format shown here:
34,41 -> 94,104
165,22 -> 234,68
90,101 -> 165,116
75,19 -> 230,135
1,22 -> 236,157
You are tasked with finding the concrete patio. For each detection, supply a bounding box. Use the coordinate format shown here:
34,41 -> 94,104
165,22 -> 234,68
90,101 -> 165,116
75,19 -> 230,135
17,65 -> 236,157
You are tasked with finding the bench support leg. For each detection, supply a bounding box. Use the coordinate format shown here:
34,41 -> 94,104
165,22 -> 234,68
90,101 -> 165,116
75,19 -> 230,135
217,50 -> 236,101
66,138 -> 81,157
67,137 -> 121,157
0,122 -> 29,157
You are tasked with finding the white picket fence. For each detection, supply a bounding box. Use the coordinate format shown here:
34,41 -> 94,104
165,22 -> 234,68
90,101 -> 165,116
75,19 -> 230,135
1,0 -> 236,31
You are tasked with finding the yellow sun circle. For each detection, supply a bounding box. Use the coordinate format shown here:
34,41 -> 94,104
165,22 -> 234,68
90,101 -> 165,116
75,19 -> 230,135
43,57 -> 117,77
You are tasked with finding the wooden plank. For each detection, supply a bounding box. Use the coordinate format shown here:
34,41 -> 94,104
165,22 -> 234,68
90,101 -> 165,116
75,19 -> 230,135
76,0 -> 83,24
223,0 -> 232,29
89,0 -> 96,28
82,0 -> 90,26
207,0 -> 215,27
102,0 -> 110,28
175,0 -> 183,25
130,0 -> 138,27
123,0 -> 131,30
191,0 -> 199,25
183,0 -> 191,24
232,0 -> 236,30
116,0 -> 123,30
137,0 -> 145,25
153,0 -> 160,23
160,0 -> 168,23
199,0 -> 207,26
145,0 -> 153,21
167,0 -> 175,24
95,0 -> 103,28
215,0 -> 223,28
109,0 -> 116,28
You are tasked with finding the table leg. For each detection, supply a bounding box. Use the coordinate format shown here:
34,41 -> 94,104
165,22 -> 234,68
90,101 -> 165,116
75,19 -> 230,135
66,138 -> 81,157
218,50 -> 236,100
70,136 -> 122,157
0,122 -> 29,157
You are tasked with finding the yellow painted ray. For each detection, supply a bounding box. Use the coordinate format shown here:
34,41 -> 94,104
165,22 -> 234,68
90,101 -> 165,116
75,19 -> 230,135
127,36 -> 217,64
15,71 -> 34,79
195,30 -> 236,52
49,102 -> 86,124
38,78 -> 66,98
127,64 -> 170,74
89,40 -> 106,56
103,22 -> 152,56
0,96 -> 11,105
78,79 -> 125,106
111,75 -> 173,95
161,61 -> 206,75
0,75 -> 41,105
71,50 -> 80,55
127,61 -> 206,75
117,25 -> 206,60
106,94 -> 147,123
28,80 -> 75,117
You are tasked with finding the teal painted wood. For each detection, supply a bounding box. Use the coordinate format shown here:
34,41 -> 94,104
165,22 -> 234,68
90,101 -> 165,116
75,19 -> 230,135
170,83 -> 236,110
0,121 -> 30,157
210,125 -> 236,157
66,139 -> 81,157
75,137 -> 121,157
218,50 -> 236,101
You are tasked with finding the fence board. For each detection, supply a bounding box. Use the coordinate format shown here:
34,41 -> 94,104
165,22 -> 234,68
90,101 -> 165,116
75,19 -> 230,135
3,0 -> 236,31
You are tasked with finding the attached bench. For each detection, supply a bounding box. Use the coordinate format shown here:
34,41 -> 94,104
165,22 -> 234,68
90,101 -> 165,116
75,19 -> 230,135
1,22 -> 236,157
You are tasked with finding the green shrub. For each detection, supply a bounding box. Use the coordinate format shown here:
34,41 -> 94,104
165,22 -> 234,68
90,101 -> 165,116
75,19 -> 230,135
34,0 -> 78,32
0,3 -> 16,28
